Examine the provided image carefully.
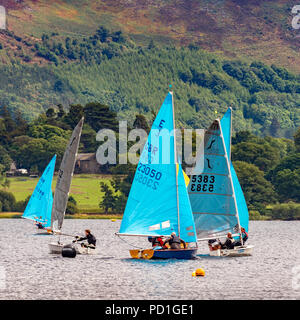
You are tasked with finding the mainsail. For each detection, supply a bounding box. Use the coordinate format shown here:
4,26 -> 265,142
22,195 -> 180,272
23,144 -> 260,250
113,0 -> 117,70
22,155 -> 56,228
51,118 -> 84,231
119,92 -> 197,243
188,110 -> 242,240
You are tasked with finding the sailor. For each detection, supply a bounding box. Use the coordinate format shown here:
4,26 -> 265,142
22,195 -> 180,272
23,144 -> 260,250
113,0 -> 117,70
221,232 -> 235,249
36,222 -> 44,229
73,229 -> 96,248
148,236 -> 164,248
235,227 -> 248,247
208,239 -> 221,251
163,232 -> 186,249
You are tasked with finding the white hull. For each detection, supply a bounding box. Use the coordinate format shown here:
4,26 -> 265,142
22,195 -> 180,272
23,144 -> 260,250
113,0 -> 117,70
48,242 -> 97,255
209,245 -> 254,257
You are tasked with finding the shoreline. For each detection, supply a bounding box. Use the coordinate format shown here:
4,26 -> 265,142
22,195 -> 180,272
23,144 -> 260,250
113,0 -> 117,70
0,212 -> 123,219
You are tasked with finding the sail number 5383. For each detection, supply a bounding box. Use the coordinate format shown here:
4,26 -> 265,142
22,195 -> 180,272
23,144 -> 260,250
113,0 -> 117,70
190,175 -> 215,192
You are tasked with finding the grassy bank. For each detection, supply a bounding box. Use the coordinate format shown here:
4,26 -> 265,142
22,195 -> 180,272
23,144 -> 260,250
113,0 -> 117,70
1,174 -> 115,212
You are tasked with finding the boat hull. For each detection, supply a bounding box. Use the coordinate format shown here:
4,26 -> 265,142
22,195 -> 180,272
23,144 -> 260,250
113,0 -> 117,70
48,242 -> 97,255
209,245 -> 254,257
130,248 -> 197,260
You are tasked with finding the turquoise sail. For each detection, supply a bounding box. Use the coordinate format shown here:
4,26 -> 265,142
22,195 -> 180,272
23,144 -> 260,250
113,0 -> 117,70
119,92 -> 197,243
188,120 -> 238,239
220,108 -> 249,232
22,155 -> 56,228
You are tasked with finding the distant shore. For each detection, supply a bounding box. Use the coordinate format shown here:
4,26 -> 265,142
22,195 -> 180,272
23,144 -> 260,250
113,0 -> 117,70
0,212 -> 122,219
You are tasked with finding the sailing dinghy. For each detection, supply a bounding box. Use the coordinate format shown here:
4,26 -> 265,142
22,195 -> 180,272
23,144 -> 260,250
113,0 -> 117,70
117,92 -> 198,259
48,118 -> 93,255
22,155 -> 56,233
188,108 -> 253,257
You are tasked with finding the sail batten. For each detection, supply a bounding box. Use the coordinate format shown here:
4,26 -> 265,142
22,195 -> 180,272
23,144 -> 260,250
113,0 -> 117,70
51,118 -> 84,231
22,155 -> 56,228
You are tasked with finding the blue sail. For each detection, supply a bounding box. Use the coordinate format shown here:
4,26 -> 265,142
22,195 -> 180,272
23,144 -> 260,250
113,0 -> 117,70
119,92 -> 197,243
188,120 -> 238,239
220,108 -> 249,232
22,155 -> 56,228
177,163 -> 197,242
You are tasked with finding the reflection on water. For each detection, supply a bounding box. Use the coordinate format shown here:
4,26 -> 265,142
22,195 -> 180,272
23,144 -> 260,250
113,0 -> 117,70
0,219 -> 299,300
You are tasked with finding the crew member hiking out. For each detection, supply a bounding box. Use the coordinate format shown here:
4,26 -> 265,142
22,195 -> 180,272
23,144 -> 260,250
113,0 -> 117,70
73,229 -> 96,248
163,232 -> 186,249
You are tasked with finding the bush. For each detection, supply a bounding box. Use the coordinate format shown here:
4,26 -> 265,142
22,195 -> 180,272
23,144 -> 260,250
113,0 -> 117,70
66,197 -> 78,214
66,202 -> 78,214
249,210 -> 262,220
0,190 -> 16,212
270,202 -> 300,220
14,196 -> 30,212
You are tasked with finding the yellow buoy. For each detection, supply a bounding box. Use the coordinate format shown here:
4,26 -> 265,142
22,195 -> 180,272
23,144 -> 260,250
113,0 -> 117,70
193,268 -> 205,277
111,219 -> 116,222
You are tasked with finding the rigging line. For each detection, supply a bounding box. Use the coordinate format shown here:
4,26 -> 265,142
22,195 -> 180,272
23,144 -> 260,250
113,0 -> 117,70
115,233 -> 144,250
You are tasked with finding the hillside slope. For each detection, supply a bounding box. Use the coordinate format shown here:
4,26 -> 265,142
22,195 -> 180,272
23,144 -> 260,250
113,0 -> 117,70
1,0 -> 299,71
0,0 -> 299,137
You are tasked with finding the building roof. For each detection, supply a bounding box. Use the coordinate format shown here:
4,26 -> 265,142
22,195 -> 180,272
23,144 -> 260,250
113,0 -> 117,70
76,153 -> 96,161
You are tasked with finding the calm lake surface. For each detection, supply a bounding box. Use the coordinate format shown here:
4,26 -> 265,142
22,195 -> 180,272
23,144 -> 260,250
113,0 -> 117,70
0,219 -> 299,300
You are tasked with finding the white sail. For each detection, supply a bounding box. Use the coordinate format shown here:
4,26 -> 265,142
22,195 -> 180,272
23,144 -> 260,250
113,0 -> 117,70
51,118 -> 84,231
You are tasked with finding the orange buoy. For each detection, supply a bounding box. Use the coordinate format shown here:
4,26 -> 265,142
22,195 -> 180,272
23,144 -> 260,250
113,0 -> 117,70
193,268 -> 205,277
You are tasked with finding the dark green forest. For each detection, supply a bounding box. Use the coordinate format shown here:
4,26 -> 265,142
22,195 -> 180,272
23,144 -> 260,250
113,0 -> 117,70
0,26 -> 299,138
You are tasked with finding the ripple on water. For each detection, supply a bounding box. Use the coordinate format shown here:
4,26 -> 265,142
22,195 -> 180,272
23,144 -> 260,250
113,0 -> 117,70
0,219 -> 299,300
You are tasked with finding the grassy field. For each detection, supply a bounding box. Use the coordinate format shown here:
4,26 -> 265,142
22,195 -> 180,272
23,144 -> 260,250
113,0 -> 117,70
1,174 -> 116,212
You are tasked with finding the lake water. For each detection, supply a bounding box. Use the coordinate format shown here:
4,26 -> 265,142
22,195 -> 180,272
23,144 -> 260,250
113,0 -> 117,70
0,219 -> 299,300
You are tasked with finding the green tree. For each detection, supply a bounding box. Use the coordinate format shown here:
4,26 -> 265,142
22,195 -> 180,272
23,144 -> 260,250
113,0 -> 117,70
63,104 -> 84,129
84,102 -> 118,132
133,114 -> 150,133
232,142 -> 280,172
294,127 -> 300,152
99,182 -> 116,214
0,146 -> 12,172
272,169 -> 300,202
0,190 -> 16,212
233,161 -> 278,210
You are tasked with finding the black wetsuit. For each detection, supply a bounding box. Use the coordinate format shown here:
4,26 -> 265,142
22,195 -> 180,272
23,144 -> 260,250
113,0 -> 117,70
36,223 -> 44,230
77,233 -> 96,246
222,238 -> 235,249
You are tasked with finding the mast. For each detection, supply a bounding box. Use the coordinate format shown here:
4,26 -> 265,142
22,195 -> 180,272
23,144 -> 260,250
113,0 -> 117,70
219,118 -> 243,245
229,106 -> 232,162
171,90 -> 181,238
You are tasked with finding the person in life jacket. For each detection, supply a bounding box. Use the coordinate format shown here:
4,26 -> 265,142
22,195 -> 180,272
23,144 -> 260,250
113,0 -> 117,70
234,227 -> 248,247
148,236 -> 164,248
221,232 -> 235,249
163,232 -> 186,249
73,229 -> 96,248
